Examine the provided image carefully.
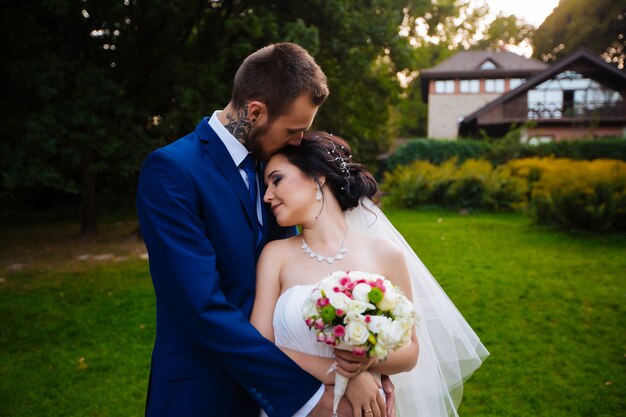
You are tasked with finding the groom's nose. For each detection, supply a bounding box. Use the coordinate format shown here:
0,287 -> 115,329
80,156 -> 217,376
288,132 -> 304,146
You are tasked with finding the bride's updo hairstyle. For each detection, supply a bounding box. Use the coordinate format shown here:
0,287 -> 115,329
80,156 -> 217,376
273,131 -> 380,211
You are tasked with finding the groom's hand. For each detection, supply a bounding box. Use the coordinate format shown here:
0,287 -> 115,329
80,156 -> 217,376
381,374 -> 395,417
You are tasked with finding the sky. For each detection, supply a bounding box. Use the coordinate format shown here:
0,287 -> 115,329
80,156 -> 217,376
484,0 -> 561,27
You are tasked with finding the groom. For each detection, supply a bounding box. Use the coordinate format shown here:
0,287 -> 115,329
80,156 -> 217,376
137,43 -> 391,417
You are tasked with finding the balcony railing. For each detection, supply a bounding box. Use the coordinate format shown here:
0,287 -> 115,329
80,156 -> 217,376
502,100 -> 625,121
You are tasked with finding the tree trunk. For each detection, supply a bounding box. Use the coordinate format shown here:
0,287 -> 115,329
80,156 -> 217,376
81,145 -> 98,236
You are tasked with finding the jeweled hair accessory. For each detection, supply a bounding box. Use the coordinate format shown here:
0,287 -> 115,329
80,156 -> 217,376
324,134 -> 352,191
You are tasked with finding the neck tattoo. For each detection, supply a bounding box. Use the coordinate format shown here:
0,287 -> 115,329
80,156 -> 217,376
301,227 -> 349,264
225,103 -> 253,147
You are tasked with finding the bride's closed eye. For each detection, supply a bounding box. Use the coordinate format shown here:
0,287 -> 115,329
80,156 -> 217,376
270,174 -> 283,186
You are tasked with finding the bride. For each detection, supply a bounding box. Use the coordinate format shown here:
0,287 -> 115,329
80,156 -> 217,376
250,132 -> 488,417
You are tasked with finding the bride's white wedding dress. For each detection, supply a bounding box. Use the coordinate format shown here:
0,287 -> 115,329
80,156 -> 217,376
266,199 -> 489,417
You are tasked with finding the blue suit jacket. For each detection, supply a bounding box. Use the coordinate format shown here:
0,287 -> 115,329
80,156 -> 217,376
137,118 -> 320,417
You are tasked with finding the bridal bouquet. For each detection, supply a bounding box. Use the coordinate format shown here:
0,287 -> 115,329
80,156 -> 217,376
302,270 -> 417,416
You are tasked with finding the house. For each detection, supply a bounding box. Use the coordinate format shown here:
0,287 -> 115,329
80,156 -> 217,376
458,48 -> 626,142
420,50 -> 549,139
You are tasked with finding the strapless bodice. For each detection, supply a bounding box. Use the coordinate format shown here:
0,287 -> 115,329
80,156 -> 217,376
273,285 -> 335,359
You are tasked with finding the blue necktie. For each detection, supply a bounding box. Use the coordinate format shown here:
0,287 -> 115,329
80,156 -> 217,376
240,154 -> 263,248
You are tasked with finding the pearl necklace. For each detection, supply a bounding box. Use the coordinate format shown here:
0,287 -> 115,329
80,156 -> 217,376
301,227 -> 348,264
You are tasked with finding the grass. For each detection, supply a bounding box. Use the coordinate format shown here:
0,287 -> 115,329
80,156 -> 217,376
386,209 -> 626,417
0,214 -> 152,417
1,210 -> 625,416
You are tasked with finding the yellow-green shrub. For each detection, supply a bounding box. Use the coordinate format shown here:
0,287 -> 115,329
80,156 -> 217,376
506,158 -> 626,230
383,156 -> 626,230
383,158 -> 525,211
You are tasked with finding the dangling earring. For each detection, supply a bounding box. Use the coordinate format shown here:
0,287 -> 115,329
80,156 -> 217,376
315,184 -> 322,201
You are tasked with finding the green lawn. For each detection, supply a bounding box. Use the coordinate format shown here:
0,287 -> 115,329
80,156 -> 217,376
1,210 -> 625,416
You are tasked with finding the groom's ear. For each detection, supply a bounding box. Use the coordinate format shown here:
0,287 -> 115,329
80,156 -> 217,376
247,100 -> 266,124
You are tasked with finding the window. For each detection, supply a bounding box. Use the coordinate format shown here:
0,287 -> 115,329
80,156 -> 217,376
480,59 -> 497,70
485,79 -> 505,93
509,78 -> 526,90
459,79 -> 480,93
527,136 -> 554,146
434,80 -> 455,94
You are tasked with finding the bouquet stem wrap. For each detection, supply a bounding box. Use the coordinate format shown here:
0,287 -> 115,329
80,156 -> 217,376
332,371 -> 348,417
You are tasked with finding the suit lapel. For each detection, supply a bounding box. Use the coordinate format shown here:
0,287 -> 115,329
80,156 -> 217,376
195,119 -> 259,236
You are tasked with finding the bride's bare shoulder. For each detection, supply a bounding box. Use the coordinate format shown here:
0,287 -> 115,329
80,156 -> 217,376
261,235 -> 299,257
352,230 -> 404,263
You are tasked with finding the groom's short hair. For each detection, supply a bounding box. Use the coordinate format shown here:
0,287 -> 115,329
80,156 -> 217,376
231,42 -> 329,120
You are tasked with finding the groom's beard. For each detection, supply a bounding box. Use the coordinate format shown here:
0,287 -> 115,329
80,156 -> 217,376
248,122 -> 271,162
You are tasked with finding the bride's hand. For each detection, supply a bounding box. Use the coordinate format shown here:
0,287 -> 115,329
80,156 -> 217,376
344,371 -> 385,417
334,349 -> 377,378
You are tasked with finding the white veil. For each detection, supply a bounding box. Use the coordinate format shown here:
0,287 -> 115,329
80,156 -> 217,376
345,198 -> 489,417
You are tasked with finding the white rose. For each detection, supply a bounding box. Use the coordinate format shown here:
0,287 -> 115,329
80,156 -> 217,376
372,342 -> 388,359
344,321 -> 370,346
302,301 -> 318,319
378,321 -> 407,350
352,283 -> 373,303
307,288 -> 323,303
327,291 -> 351,311
366,315 -> 391,334
377,290 -> 400,311
346,300 -> 375,316
392,299 -> 415,319
320,276 -> 341,296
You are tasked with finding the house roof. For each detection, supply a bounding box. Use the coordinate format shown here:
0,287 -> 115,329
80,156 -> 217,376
458,47 -> 626,132
421,50 -> 548,76
420,50 -> 549,102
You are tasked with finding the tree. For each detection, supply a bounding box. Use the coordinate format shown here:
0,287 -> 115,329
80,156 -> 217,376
0,0 -> 160,234
0,0 -> 446,229
533,0 -> 626,68
475,13 -> 534,52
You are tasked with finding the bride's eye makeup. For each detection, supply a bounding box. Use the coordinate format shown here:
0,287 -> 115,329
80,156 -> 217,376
266,171 -> 283,186
271,174 -> 283,186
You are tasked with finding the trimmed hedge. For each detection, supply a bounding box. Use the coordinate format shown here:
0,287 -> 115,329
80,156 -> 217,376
519,137 -> 626,160
386,138 -> 490,170
387,137 -> 626,170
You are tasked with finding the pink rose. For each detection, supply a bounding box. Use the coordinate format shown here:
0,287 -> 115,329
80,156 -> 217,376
336,309 -> 345,316
352,347 -> 366,356
333,325 -> 346,337
317,332 -> 326,343
317,297 -> 330,307
315,318 -> 325,329
364,315 -> 371,324
325,334 -> 337,345
305,317 -> 314,327
339,277 -> 351,287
